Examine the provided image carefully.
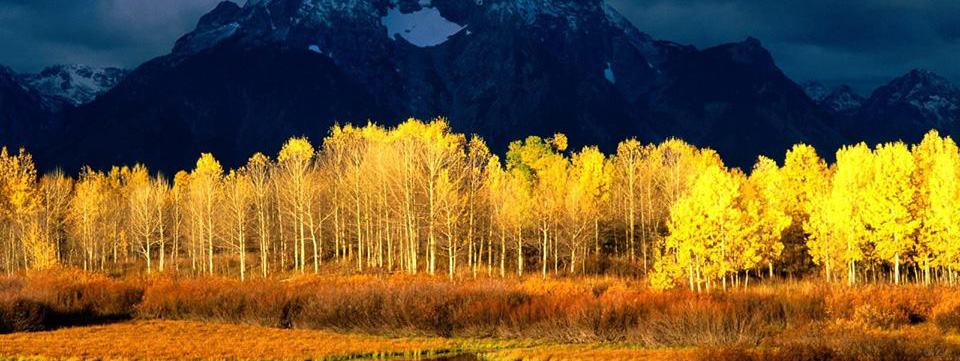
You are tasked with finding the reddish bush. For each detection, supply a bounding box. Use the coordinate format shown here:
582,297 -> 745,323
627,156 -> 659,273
826,286 -> 938,329
0,296 -> 51,332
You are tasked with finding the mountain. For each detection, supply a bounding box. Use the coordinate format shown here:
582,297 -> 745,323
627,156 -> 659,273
802,82 -> 864,118
853,69 -> 960,144
36,0 -> 843,172
19,65 -> 128,108
0,66 -> 57,150
647,37 -> 841,167
801,82 -> 829,104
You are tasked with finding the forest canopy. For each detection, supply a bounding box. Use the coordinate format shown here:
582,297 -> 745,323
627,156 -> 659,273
0,119 -> 956,291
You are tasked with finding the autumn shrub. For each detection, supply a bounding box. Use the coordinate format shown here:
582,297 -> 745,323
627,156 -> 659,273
630,292 -> 789,347
768,323 -> 960,361
8,271 -> 960,351
20,270 -> 144,324
0,270 -> 145,332
0,295 -> 51,332
826,286 -> 937,329
138,277 -> 296,327
132,275 -> 840,345
930,291 -> 960,332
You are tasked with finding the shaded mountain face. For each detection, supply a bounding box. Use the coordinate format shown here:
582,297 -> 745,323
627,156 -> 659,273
19,65 -> 129,109
854,69 -> 960,144
38,0 -> 842,172
0,66 -> 56,150
802,82 -> 865,118
647,38 -> 842,168
55,42 -> 392,172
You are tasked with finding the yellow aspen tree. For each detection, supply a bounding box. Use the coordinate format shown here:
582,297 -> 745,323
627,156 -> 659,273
865,142 -> 917,284
506,135 -> 567,277
277,137 -> 315,273
107,167 -> 130,268
384,123 -> 420,273
488,152 -> 533,278
927,147 -> 960,283
357,125 -> 389,270
913,131 -> 959,284
506,167 -> 533,278
665,164 -> 739,292
68,168 -> 106,271
38,171 -> 72,268
223,170 -> 253,280
613,139 -> 642,265
568,146 -> 608,274
244,153 -> 273,277
152,176 -> 170,273
171,171 -> 190,271
338,125 -> 368,271
191,153 -> 223,275
806,144 -> 870,284
730,168 -> 787,288
835,143 -> 871,285
485,155 -> 511,277
734,185 -> 764,286
747,156 -> 790,278
710,167 -> 744,290
436,169 -> 465,279
779,144 -> 828,276
1,148 -> 40,272
465,136 -> 492,277
421,121 -> 466,277
411,119 -> 466,276
127,165 -> 158,273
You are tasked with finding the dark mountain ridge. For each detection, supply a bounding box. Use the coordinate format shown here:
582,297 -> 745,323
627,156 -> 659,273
803,69 -> 960,146
29,0 -> 847,173
21,0 -> 960,173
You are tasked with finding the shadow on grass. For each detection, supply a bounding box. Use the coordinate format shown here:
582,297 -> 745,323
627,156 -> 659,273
0,298 -> 135,333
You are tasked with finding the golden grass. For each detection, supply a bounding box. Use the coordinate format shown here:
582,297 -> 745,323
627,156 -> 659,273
0,320 -> 508,361
481,345 -> 695,361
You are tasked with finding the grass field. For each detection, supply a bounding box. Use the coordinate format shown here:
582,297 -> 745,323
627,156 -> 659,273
0,320 -> 517,361
7,271 -> 960,360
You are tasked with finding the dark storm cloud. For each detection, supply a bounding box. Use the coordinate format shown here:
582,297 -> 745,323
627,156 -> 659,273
607,0 -> 960,93
0,0 -> 230,73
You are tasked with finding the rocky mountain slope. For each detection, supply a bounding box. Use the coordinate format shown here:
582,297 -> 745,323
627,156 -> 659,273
35,0 -> 846,173
803,69 -> 960,145
0,66 -> 56,150
19,65 -> 128,108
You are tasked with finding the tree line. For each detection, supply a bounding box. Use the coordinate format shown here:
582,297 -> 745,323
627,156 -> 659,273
1,119 -> 958,289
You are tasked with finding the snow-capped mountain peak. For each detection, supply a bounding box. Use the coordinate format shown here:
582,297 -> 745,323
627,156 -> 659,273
801,81 -> 828,103
20,64 -> 128,107
864,69 -> 960,123
821,85 -> 864,113
802,82 -> 864,115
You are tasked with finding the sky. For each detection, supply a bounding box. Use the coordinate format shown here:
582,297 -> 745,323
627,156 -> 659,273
0,0 -> 958,95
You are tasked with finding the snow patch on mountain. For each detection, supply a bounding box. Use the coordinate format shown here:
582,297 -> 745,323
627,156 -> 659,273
177,22 -> 240,54
604,62 -> 616,84
866,69 -> 960,124
801,82 -> 828,103
381,6 -> 465,47
21,65 -> 128,106
823,86 -> 864,113
802,82 -> 864,115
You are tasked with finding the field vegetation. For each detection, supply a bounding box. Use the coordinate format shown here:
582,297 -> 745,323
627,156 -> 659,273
0,319 -> 492,361
1,120 -> 960,359
2,271 -> 960,360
